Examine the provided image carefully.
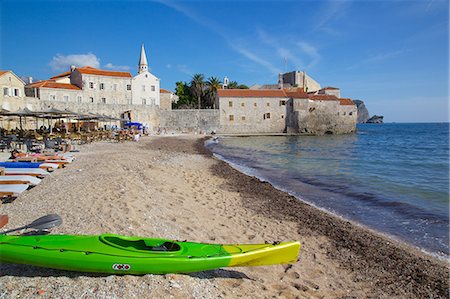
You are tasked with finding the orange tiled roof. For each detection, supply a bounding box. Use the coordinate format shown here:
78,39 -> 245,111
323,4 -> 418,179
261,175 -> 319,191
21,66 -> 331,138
339,98 -> 355,105
50,71 -> 71,79
160,88 -> 172,93
76,66 -> 131,78
218,89 -> 287,98
308,94 -> 340,101
320,86 -> 339,90
50,66 -> 131,79
0,70 -> 10,77
284,89 -> 309,99
26,80 -> 81,90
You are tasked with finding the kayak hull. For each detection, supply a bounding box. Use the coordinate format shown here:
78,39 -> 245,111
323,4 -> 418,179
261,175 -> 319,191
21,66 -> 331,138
0,234 -> 300,274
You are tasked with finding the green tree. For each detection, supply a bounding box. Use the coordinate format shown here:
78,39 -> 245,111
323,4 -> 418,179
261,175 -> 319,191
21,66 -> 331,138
190,74 -> 205,110
227,81 -> 239,89
206,77 -> 222,109
173,81 -> 196,109
238,84 -> 249,89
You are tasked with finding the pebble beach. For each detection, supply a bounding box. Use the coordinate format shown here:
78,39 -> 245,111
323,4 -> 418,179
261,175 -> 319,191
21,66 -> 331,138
1,136 -> 448,298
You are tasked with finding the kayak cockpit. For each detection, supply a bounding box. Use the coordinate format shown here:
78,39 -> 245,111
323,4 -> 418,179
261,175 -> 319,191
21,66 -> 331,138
100,235 -> 181,253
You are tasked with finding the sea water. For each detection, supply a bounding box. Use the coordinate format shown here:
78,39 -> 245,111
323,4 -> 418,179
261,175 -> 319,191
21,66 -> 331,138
206,123 -> 449,258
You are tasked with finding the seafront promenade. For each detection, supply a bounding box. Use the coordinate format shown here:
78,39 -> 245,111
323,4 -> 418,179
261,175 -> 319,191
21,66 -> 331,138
1,136 -> 448,298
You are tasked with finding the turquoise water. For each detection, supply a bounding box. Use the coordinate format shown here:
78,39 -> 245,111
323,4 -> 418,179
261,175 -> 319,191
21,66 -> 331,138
207,123 -> 449,257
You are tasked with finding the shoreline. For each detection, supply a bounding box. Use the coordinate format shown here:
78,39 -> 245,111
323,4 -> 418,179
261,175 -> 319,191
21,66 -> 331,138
1,136 -> 448,298
194,137 -> 449,298
210,146 -> 448,262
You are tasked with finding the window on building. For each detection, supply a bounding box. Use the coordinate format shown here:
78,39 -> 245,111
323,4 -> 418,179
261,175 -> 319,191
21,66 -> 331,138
77,96 -> 82,103
266,103 -> 270,107
254,102 -> 257,107
151,85 -> 155,92
349,112 -> 353,116
3,88 -> 9,96
280,100 -> 286,106
263,113 -> 271,119
50,95 -> 56,101
242,116 -> 246,121
127,84 -> 131,91
229,101 -> 233,107
90,97 -> 94,103
63,95 -> 69,102
89,82 -> 94,89
229,115 -> 234,121
281,114 -> 284,119
113,84 -> 117,91
142,85 -> 146,92
101,97 -> 106,104
142,99 -> 147,105
100,83 -> 104,90
343,112 -> 346,116
14,89 -> 20,97
241,102 -> 245,107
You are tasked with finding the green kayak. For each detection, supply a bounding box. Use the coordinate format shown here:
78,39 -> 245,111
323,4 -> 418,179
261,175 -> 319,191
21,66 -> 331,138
0,234 -> 300,274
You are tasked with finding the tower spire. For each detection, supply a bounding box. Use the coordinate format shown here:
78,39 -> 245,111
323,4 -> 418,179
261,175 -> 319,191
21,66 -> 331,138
138,43 -> 148,74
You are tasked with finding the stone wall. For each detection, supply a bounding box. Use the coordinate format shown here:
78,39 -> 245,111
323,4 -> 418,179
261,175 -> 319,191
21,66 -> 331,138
282,71 -> 321,92
288,99 -> 357,135
1,96 -> 161,130
218,97 -> 287,134
160,109 -> 219,133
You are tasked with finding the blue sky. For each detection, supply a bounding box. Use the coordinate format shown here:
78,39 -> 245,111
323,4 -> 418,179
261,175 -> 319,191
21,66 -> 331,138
1,0 -> 448,122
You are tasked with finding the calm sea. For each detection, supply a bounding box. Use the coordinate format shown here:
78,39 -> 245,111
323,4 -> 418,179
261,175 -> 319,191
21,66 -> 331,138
206,123 -> 449,258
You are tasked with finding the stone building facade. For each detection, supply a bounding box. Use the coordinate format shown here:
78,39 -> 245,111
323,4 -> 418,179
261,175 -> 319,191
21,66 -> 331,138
217,88 -> 357,135
0,70 -> 26,111
131,44 -> 160,106
217,89 -> 288,134
281,71 -> 321,92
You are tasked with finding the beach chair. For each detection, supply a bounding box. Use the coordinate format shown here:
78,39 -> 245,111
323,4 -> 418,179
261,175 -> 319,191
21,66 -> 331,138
0,175 -> 41,186
4,168 -> 50,177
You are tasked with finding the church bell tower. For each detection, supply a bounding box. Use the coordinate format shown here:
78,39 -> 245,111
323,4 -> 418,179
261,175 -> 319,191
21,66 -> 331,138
138,43 -> 148,74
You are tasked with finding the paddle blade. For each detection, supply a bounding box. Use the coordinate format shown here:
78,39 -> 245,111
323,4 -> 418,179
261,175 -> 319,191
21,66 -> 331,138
26,214 -> 62,231
0,215 -> 8,229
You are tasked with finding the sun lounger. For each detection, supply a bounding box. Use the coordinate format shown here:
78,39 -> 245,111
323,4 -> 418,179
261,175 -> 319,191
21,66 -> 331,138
0,175 -> 41,186
4,168 -> 50,177
0,184 -> 28,196
0,162 -> 59,171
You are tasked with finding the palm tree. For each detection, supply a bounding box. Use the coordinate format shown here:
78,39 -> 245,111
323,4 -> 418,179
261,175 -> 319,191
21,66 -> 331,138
206,77 -> 222,109
190,74 -> 205,110
227,81 -> 239,89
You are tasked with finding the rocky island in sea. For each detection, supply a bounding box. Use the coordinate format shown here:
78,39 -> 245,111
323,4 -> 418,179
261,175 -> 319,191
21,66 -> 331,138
354,99 -> 384,124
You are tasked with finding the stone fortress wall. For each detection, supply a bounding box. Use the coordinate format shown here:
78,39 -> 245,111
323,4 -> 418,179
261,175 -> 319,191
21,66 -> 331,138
159,110 -> 220,133
218,96 -> 287,134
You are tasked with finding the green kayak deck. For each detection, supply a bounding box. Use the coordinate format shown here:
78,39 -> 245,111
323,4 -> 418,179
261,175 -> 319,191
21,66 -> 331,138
0,234 -> 300,274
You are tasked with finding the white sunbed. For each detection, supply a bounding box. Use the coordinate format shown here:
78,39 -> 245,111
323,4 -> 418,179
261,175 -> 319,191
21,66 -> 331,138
4,168 -> 50,177
0,184 -> 28,196
0,175 -> 41,186
40,163 -> 59,170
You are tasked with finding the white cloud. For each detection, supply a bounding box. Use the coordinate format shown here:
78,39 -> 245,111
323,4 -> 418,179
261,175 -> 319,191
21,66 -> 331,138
176,64 -> 192,76
347,49 -> 409,70
230,44 -> 281,75
103,63 -> 131,71
156,0 -> 280,75
313,1 -> 350,35
297,42 -> 320,69
49,53 -> 100,71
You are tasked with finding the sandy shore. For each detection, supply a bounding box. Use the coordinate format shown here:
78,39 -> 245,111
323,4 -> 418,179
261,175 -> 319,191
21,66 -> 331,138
1,136 -> 448,298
